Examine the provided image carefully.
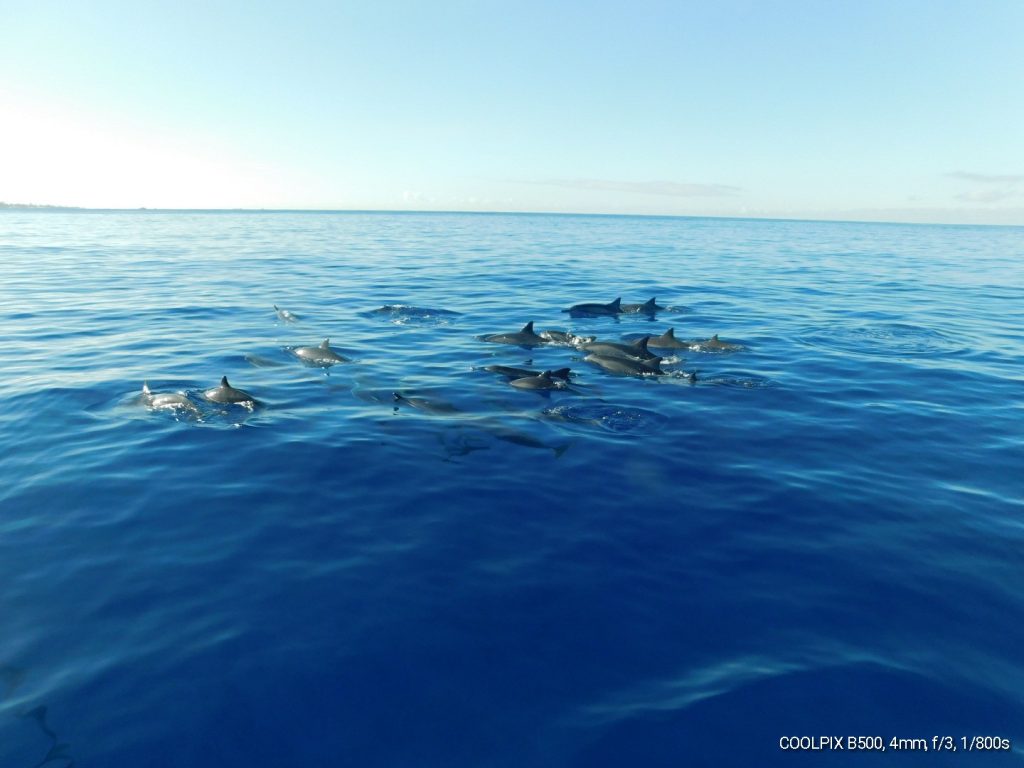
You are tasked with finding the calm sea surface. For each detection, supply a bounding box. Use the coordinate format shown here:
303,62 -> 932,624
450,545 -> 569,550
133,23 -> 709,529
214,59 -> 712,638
1,211 -> 1022,766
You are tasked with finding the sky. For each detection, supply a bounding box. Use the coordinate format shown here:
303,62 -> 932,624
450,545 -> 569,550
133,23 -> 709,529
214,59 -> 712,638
1,0 -> 1022,224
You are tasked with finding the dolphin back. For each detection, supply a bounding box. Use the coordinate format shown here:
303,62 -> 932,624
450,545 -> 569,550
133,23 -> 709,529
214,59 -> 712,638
205,376 -> 256,404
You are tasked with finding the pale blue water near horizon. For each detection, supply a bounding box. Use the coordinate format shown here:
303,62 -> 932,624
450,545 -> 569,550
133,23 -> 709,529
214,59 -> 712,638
1,210 -> 1023,766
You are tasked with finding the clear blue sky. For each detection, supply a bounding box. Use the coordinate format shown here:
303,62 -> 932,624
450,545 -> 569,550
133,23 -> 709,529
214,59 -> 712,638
2,0 -> 1022,223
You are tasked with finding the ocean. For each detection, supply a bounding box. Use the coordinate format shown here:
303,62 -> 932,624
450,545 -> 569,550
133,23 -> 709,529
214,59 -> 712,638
1,210 -> 1022,766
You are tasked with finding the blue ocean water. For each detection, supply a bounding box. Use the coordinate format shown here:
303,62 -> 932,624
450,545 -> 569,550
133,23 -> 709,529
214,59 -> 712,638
1,210 -> 1022,766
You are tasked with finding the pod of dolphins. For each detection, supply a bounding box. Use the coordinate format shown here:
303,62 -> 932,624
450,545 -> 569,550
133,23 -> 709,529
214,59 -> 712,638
139,296 -> 746,416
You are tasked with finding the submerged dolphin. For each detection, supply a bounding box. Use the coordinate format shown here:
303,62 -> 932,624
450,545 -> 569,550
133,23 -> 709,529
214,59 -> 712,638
485,365 -> 572,380
203,376 -> 257,405
580,336 -> 658,361
393,392 -> 462,414
480,321 -> 546,347
585,354 -> 665,376
695,334 -> 745,352
563,297 -> 622,317
244,353 -> 287,368
141,382 -> 200,414
293,338 -> 350,366
620,297 -> 665,314
274,305 -> 298,323
510,371 -> 564,391
540,329 -> 595,345
476,421 -> 571,457
647,327 -> 690,349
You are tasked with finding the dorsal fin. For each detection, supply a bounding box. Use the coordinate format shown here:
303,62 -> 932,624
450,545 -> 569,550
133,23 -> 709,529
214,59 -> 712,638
644,297 -> 657,308
540,370 -> 552,379
142,381 -> 151,395
274,304 -> 279,310
551,367 -> 571,379
632,335 -> 650,351
663,328 -> 676,339
221,376 -> 229,387
712,334 -> 719,341
320,338 -> 330,348
521,321 -> 534,334
609,297 -> 621,310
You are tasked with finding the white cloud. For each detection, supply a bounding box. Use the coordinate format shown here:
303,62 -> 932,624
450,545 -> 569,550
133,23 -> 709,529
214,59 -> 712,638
947,171 -> 1023,205
947,171 -> 1024,184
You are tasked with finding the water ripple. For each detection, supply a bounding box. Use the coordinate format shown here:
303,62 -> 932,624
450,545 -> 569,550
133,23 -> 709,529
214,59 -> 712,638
796,322 -> 965,357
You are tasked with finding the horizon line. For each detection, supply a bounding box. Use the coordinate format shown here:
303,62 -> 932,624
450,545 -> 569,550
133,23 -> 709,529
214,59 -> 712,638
1,203 -> 1021,229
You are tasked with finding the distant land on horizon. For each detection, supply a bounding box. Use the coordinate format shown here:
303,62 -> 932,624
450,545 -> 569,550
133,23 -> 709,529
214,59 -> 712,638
2,202 -> 1021,228
1,201 -> 85,210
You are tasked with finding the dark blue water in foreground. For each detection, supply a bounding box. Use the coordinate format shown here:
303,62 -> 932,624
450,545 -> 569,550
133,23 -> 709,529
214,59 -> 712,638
1,211 -> 1023,766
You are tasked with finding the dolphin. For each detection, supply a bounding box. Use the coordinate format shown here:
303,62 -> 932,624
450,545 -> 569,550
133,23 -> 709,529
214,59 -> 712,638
485,365 -> 572,380
579,335 -> 658,360
563,297 -> 622,317
510,371 -> 565,391
368,305 -> 460,318
392,392 -> 462,414
646,327 -> 690,349
203,376 -> 257,405
540,329 -> 596,345
438,427 -> 492,460
475,420 -> 571,456
292,338 -> 350,366
620,297 -> 665,314
695,333 -> 745,352
480,321 -> 546,347
141,382 -> 200,414
274,304 -> 298,323
584,354 -> 665,376
244,353 -> 287,368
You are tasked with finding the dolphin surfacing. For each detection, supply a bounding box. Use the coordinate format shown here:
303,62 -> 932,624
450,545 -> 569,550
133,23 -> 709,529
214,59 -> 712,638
694,334 -> 745,352
580,336 -> 658,361
584,354 -> 665,376
204,376 -> 257,405
621,297 -> 665,314
563,297 -> 622,317
485,365 -> 572,381
509,371 -> 564,391
539,330 -> 595,346
293,338 -> 350,366
274,305 -> 299,323
141,382 -> 200,414
480,321 -> 546,347
647,327 -> 690,349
